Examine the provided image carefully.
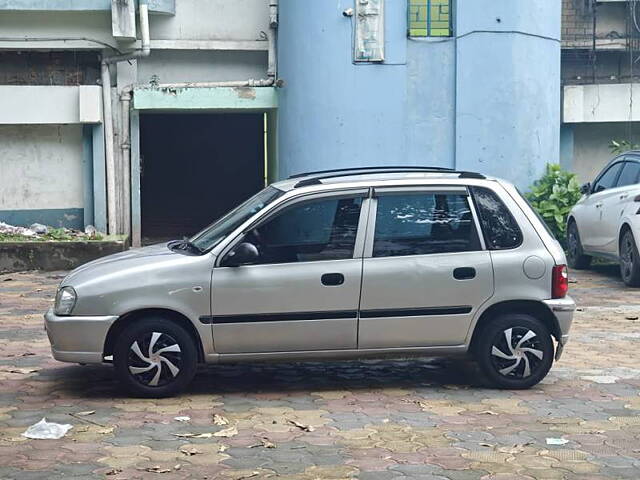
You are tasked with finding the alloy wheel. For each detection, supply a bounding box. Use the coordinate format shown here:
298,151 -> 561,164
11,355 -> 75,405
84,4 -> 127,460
127,332 -> 182,387
489,327 -> 544,379
568,228 -> 579,262
621,234 -> 635,281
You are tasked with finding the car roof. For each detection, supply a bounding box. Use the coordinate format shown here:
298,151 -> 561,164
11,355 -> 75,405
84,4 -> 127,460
271,167 -> 498,192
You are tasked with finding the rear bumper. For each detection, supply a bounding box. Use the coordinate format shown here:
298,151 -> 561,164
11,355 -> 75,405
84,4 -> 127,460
44,308 -> 117,363
543,296 -> 576,360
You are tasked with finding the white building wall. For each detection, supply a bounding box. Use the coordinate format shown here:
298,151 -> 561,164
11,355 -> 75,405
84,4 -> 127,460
0,124 -> 84,211
571,122 -> 640,182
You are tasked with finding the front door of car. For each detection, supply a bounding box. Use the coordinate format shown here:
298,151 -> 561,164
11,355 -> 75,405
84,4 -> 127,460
582,161 -> 624,252
358,187 -> 494,349
210,190 -> 369,354
601,160 -> 640,254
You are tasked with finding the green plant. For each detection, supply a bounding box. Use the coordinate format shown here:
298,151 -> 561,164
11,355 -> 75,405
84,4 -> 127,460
526,164 -> 582,246
609,139 -> 640,155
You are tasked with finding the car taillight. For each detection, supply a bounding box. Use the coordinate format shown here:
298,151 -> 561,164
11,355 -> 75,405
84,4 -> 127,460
552,264 -> 569,299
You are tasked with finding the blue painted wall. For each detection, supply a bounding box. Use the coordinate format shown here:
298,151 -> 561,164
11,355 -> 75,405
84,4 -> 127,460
277,0 -> 561,189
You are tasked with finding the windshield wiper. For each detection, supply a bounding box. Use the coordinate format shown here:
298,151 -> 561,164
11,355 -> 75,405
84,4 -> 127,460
168,239 -> 203,255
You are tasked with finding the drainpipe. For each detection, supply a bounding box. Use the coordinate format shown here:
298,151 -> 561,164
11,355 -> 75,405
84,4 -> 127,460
101,0 -> 151,235
268,0 -> 278,78
146,78 -> 276,89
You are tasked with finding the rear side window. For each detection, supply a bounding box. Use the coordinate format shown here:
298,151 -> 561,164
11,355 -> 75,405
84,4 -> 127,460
617,162 -> 640,188
470,186 -> 522,250
373,192 -> 481,257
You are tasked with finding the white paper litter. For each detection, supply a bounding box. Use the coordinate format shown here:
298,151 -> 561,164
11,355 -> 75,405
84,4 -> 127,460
22,418 -> 73,439
174,416 -> 191,422
546,437 -> 569,446
580,375 -> 618,384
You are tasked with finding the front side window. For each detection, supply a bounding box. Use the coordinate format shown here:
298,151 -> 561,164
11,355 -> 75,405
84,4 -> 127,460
471,187 -> 522,250
373,192 -> 480,258
616,161 -> 640,188
191,186 -> 284,251
247,195 -> 363,265
593,162 -> 623,192
408,0 -> 452,37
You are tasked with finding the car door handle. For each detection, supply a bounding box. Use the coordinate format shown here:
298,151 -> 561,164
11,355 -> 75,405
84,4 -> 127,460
620,194 -> 629,200
453,267 -> 476,280
321,273 -> 345,286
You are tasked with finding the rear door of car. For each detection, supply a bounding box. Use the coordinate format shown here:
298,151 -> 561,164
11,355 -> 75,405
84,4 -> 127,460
357,186 -> 494,348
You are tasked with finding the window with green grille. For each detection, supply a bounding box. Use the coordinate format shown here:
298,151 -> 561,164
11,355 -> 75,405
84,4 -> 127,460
408,0 -> 452,37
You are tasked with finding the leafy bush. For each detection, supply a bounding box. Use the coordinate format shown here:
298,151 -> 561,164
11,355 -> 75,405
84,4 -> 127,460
526,164 -> 582,246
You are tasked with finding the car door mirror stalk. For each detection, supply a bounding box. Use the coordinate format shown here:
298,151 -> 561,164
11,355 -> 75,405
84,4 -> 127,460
224,242 -> 260,267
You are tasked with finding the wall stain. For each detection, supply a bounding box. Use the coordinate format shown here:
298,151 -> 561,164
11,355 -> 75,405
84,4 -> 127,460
234,87 -> 256,100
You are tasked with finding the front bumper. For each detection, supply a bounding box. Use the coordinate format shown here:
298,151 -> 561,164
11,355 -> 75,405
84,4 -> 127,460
44,308 -> 118,363
543,296 -> 576,360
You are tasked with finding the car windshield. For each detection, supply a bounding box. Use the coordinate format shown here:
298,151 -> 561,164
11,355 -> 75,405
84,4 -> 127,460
190,186 -> 285,252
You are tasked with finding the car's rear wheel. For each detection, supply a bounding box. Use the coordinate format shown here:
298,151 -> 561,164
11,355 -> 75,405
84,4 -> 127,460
619,229 -> 640,287
567,221 -> 591,270
475,314 -> 554,389
113,317 -> 198,397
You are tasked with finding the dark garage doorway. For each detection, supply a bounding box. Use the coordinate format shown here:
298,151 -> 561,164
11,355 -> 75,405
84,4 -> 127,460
140,113 -> 265,242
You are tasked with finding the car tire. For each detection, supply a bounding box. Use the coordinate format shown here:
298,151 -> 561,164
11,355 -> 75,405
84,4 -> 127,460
113,317 -> 198,397
474,314 -> 554,389
619,229 -> 640,287
567,221 -> 591,270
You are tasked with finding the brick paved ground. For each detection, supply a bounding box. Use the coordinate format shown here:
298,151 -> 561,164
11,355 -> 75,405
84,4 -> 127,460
0,264 -> 639,479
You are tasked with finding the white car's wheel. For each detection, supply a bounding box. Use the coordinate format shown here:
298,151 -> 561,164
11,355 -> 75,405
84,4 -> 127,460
620,229 -> 640,287
567,221 -> 591,270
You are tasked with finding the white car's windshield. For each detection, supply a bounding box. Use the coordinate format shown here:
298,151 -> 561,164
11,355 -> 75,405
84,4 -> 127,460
190,186 -> 285,252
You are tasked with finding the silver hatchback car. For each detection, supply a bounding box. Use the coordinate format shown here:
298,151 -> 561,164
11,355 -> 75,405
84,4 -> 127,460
45,167 -> 575,397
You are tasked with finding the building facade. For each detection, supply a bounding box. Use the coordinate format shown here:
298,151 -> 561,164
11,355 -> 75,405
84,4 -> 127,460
561,0 -> 640,182
0,0 -> 276,246
0,0 -> 561,246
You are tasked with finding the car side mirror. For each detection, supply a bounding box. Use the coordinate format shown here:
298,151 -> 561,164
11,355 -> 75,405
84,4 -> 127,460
580,182 -> 591,195
223,242 -> 259,267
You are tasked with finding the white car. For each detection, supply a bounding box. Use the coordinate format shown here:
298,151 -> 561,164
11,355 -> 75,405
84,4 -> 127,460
567,153 -> 640,286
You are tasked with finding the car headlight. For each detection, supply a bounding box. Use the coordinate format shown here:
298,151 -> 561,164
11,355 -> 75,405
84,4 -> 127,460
54,286 -> 77,316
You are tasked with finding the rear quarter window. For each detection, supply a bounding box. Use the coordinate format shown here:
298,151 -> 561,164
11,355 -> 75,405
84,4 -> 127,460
470,186 -> 523,250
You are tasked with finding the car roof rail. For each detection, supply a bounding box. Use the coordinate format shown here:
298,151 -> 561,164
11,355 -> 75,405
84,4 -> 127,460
288,165 -> 454,179
292,167 -> 485,188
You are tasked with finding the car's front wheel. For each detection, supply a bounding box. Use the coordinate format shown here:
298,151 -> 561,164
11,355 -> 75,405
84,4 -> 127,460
113,317 -> 198,397
474,314 -> 554,389
567,221 -> 591,270
620,229 -> 640,287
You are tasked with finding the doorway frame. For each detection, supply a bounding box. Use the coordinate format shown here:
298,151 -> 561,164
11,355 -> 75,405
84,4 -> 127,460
130,86 -> 278,247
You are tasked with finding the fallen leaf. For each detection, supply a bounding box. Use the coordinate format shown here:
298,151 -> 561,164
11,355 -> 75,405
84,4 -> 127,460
75,410 -> 96,416
173,432 -> 214,439
287,419 -> 315,432
249,438 -> 276,449
498,444 -> 528,454
479,410 -> 499,415
105,469 -> 122,476
179,446 -> 201,456
213,425 -> 238,437
213,414 -> 229,425
626,315 -> 639,320
140,465 -> 172,473
174,464 -> 181,470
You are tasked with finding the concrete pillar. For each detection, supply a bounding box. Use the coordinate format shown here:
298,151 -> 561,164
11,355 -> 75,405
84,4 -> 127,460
454,0 -> 562,190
